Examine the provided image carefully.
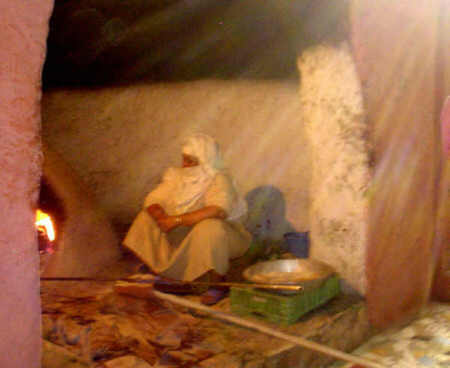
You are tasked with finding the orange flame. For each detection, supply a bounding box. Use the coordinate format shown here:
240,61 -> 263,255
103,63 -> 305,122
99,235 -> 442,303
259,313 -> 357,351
35,209 -> 56,241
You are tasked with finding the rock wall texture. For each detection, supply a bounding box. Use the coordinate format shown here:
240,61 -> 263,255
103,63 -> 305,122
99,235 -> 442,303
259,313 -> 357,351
351,0 -> 442,328
298,43 -> 370,295
0,1 -> 53,367
42,80 -> 311,241
432,0 -> 450,301
41,145 -> 122,277
432,100 -> 450,301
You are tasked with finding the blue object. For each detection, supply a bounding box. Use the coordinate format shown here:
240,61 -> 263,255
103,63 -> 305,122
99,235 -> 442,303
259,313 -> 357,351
283,232 -> 309,258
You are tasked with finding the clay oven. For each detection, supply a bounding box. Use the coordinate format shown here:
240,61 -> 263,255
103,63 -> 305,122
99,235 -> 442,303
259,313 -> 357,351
38,145 -> 121,277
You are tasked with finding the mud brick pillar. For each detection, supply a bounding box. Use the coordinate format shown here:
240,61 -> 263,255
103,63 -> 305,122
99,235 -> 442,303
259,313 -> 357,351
350,0 -> 442,328
0,1 -> 54,367
298,43 -> 370,297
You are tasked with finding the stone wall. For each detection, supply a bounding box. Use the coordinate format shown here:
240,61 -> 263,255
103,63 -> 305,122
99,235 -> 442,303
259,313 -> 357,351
351,0 -> 442,327
298,43 -> 370,295
432,0 -> 450,302
42,80 -> 311,242
0,1 -> 54,367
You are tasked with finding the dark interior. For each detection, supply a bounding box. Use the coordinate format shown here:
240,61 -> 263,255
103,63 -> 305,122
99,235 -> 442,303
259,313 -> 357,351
43,0 -> 349,88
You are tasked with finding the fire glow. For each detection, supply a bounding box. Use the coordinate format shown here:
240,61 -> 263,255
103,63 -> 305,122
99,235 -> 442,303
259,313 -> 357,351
36,209 -> 56,241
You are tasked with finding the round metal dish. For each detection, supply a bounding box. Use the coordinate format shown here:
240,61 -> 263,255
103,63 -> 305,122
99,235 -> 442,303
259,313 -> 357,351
243,259 -> 336,294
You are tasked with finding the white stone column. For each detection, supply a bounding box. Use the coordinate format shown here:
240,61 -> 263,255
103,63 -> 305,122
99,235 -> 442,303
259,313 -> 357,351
298,43 -> 370,295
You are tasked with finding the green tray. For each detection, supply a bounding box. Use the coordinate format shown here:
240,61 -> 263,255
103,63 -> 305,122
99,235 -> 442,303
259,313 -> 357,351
230,275 -> 340,325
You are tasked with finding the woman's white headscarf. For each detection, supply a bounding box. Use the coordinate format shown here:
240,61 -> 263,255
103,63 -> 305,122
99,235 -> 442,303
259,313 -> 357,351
144,134 -> 227,215
182,133 -> 224,175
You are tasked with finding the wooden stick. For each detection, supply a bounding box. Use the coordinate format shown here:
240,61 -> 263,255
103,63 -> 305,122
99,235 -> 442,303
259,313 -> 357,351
152,290 -> 386,368
40,277 -> 302,292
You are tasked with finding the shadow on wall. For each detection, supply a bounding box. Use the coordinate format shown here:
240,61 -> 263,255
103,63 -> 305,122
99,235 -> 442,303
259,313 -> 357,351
244,186 -> 297,242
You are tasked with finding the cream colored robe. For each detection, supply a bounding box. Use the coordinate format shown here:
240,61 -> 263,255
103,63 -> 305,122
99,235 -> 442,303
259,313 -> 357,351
123,173 -> 251,281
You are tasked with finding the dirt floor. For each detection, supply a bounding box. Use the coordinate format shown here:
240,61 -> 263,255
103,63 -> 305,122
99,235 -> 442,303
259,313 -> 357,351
41,254 -> 372,368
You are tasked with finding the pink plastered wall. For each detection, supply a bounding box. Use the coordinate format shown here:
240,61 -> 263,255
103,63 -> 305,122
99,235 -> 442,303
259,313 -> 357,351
441,97 -> 450,158
0,1 -> 53,367
351,0 -> 441,328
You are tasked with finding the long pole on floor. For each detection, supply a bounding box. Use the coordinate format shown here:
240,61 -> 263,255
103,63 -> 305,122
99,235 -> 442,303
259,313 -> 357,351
152,290 -> 386,368
40,277 -> 303,292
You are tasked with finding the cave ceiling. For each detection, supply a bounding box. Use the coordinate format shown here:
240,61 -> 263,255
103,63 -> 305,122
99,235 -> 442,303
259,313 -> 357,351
43,0 -> 349,88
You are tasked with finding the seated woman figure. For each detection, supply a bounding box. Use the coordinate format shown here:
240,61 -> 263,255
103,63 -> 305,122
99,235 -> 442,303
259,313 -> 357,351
123,133 -> 251,304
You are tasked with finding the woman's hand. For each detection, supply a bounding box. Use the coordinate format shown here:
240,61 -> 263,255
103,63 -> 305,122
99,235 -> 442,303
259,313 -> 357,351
147,203 -> 167,220
147,204 -> 178,232
149,205 -> 227,232
156,215 -> 181,233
